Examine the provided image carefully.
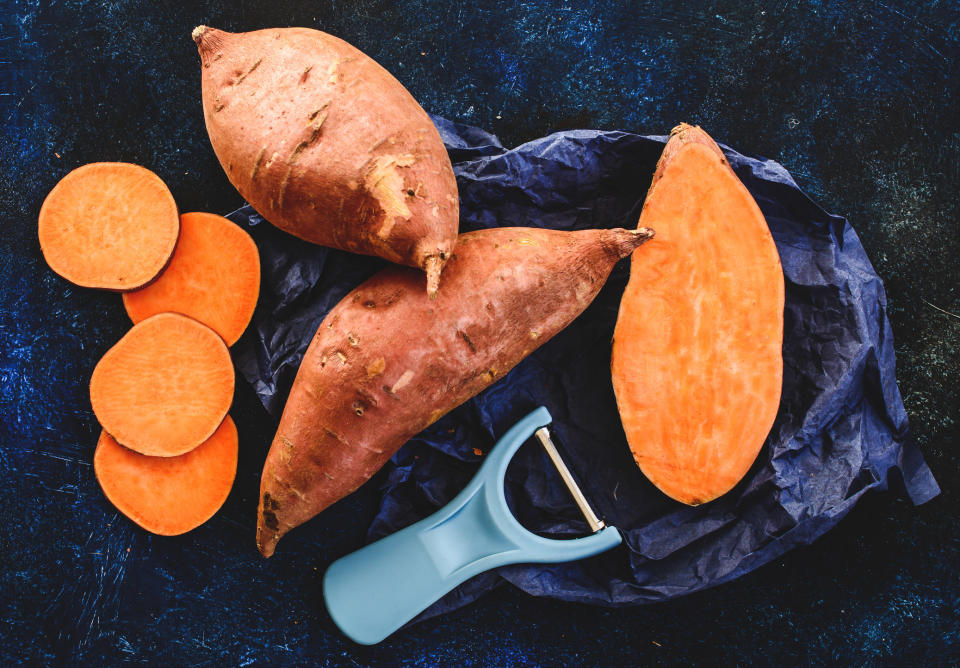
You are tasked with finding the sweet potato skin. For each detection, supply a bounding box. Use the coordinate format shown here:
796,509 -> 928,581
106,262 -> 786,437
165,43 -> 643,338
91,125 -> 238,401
611,124 -> 784,506
194,26 -> 458,292
256,225 -> 653,556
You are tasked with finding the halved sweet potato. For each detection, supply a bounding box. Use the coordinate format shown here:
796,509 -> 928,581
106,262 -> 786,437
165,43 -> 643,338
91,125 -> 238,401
611,124 -> 784,505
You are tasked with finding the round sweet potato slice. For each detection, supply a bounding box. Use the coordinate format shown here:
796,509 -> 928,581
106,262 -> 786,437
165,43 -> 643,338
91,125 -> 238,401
38,163 -> 179,290
122,212 -> 261,346
90,312 -> 234,456
94,417 -> 238,535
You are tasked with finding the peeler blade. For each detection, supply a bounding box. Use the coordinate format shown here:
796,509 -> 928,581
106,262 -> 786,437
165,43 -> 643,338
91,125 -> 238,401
534,427 -> 605,533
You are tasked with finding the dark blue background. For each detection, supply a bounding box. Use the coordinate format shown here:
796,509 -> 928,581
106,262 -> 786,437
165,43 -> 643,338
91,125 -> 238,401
1,1 -> 957,664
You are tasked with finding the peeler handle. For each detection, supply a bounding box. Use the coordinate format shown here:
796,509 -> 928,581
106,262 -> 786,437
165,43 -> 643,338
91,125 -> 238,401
323,408 -> 622,645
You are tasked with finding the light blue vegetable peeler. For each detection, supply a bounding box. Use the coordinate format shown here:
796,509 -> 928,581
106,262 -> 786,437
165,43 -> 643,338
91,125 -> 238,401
323,406 -> 622,645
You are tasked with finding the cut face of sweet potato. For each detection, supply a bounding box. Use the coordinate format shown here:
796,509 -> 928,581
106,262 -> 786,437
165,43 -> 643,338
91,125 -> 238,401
94,417 -> 238,536
611,124 -> 784,506
122,212 -> 261,346
90,312 -> 234,457
38,163 -> 180,290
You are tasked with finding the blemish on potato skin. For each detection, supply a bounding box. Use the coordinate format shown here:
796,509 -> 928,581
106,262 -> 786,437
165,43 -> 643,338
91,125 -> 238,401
458,330 -> 477,352
356,386 -> 379,408
366,358 -> 385,377
326,59 -> 340,84
233,58 -> 261,86
250,147 -> 266,180
279,435 -> 295,463
365,154 -> 417,238
307,102 -> 329,122
390,369 -> 415,393
323,426 -> 348,445
277,165 -> 295,211
262,492 -> 280,511
262,492 -> 281,530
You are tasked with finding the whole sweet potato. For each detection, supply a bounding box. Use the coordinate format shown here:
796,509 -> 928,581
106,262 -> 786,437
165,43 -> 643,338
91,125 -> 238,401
257,225 -> 654,556
193,26 -> 459,294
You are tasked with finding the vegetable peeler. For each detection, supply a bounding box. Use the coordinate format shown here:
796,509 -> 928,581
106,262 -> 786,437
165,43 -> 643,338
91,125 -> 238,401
323,407 -> 622,645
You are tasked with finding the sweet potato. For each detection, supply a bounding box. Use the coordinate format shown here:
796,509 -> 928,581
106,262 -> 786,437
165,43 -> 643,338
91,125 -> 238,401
122,212 -> 261,346
38,162 -> 179,290
193,26 -> 459,295
611,124 -> 784,505
256,225 -> 655,556
94,416 -> 238,536
90,312 -> 234,457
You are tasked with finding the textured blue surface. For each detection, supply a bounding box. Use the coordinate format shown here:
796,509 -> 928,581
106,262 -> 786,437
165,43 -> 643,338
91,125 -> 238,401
2,0 -> 958,664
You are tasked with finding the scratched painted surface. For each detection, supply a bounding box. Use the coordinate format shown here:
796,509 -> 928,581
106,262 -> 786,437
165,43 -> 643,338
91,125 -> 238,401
1,0 -> 958,664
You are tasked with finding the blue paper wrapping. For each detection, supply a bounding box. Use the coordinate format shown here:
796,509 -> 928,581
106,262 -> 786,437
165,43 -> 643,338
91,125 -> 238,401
229,116 -> 939,614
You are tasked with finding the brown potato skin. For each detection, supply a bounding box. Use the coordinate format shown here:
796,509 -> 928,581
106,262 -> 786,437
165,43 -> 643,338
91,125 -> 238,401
256,225 -> 653,556
194,26 -> 459,292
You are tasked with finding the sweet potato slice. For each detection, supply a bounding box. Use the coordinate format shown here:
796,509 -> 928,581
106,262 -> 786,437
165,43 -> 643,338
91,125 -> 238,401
611,124 -> 784,506
94,417 -> 238,535
38,163 -> 179,290
122,212 -> 261,346
256,225 -> 654,557
90,313 -> 234,457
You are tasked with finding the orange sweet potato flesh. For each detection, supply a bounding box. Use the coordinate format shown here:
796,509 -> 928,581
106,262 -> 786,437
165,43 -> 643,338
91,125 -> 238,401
256,225 -> 655,556
94,416 -> 238,536
193,26 -> 459,296
122,212 -> 261,346
90,313 -> 235,457
611,124 -> 784,506
38,163 -> 179,290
